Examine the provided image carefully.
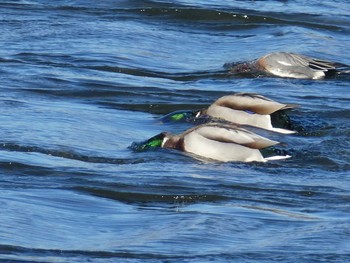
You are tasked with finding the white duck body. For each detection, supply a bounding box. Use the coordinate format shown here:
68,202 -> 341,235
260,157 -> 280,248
228,52 -> 346,79
163,123 -> 290,163
204,93 -> 296,134
256,52 -> 341,79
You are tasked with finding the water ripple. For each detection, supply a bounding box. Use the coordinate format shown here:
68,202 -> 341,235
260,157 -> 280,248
1,0 -> 350,261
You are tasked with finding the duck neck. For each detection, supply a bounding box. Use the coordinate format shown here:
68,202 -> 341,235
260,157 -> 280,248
163,135 -> 182,149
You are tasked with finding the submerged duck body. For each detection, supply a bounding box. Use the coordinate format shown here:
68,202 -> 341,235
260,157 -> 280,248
131,123 -> 290,163
228,52 -> 347,79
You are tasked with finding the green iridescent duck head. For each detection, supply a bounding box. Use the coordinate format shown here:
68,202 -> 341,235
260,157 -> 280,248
160,109 -> 211,124
130,132 -> 167,152
160,110 -> 199,123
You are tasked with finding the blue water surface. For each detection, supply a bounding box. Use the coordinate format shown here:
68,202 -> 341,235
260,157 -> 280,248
0,0 -> 350,262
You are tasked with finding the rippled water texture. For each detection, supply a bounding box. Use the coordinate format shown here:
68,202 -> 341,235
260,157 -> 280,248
1,0 -> 350,262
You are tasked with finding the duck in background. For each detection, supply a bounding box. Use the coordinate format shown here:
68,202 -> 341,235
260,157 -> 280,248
161,93 -> 297,134
225,52 -> 348,79
131,123 -> 290,163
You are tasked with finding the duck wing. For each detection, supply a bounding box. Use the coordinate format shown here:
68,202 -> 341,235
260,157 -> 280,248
294,54 -> 343,71
212,93 -> 296,115
190,123 -> 279,149
265,52 -> 344,71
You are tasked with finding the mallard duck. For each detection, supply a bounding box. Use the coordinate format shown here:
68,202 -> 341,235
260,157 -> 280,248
226,52 -> 348,79
131,123 -> 290,163
161,93 -> 297,134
